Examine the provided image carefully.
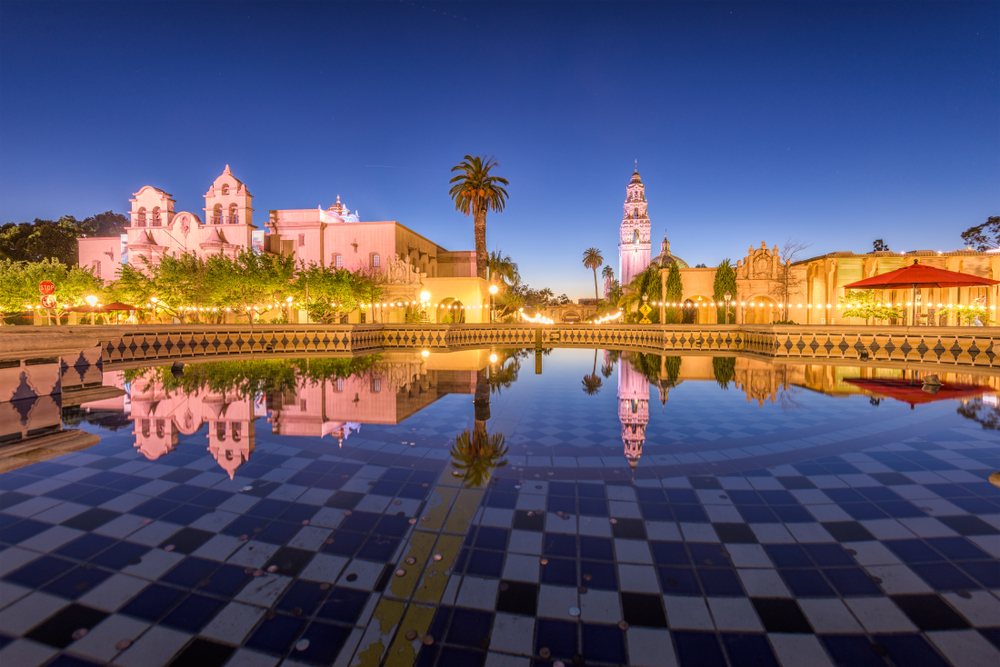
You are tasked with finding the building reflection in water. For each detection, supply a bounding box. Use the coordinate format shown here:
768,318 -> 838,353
40,349 -> 998,478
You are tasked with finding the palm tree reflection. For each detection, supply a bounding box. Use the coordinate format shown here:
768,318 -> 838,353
582,349 -> 603,395
450,424 -> 509,488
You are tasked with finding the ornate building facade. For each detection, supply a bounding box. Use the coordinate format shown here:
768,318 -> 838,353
619,169 -> 652,289
77,166 -> 490,323
618,356 -> 649,469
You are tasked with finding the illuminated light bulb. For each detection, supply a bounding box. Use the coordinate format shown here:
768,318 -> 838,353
421,350 -> 429,357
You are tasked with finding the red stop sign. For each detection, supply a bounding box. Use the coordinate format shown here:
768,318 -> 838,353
39,281 -> 55,295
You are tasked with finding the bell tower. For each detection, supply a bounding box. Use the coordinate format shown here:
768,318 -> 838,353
203,165 -> 254,249
618,357 -> 649,469
619,167 -> 651,289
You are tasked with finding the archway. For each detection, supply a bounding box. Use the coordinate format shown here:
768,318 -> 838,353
744,296 -> 776,324
686,295 -> 714,324
562,310 -> 581,323
681,299 -> 696,324
438,297 -> 466,324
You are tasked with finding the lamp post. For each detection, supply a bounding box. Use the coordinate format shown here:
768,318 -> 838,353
85,295 -> 97,325
724,292 -> 732,325
489,284 -> 498,324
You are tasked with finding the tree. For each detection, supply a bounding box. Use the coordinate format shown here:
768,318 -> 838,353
582,248 -> 603,303
712,259 -> 737,323
293,263 -> 359,323
872,239 -> 890,252
449,155 -> 509,280
663,261 -> 683,324
582,349 -> 603,395
601,265 -> 614,298
450,427 -> 508,488
618,261 -> 661,323
352,265 -> 387,322
488,250 -> 520,287
0,258 -> 105,324
961,216 -> 1000,251
839,289 -> 905,324
770,238 -> 811,322
0,212 -> 130,266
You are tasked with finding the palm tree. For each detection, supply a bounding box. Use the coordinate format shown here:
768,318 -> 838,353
618,260 -> 661,322
488,250 -> 520,287
582,349 -> 603,395
450,426 -> 509,488
601,265 -> 615,299
449,156 -> 510,280
582,248 -> 603,302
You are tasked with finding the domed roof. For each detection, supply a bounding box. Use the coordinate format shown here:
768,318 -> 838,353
653,234 -> 689,269
630,169 -> 642,184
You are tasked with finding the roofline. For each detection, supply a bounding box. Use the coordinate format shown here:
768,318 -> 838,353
791,249 -> 989,266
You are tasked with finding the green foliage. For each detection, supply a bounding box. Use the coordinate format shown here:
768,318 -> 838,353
619,261 -> 662,323
938,303 -> 992,325
293,263 -> 358,323
450,155 -> 510,279
582,247 -> 604,302
0,213 -> 128,266
961,216 -> 1000,252
712,259 -> 737,323
450,425 -> 508,488
488,250 -> 520,287
713,356 -> 736,389
839,289 -> 905,324
0,258 -> 104,324
663,261 -> 683,324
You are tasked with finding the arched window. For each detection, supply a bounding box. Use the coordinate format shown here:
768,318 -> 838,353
155,420 -> 165,437
137,207 -> 146,227
141,419 -> 150,437
151,207 -> 161,226
216,422 -> 227,441
221,184 -> 229,196
228,203 -> 238,225
92,260 -> 101,277
231,422 -> 242,442
213,204 -> 222,225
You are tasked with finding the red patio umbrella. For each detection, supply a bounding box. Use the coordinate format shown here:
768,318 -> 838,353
844,377 -> 988,408
843,261 -> 999,325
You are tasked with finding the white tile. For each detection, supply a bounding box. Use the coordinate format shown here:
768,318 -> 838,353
3,496 -> 61,518
844,597 -> 917,633
707,597 -> 763,631
898,517 -> 958,538
515,494 -> 545,510
749,524 -> 794,543
502,554 -> 539,583
31,501 -> 89,524
480,508 -> 514,528
308,507 -> 346,530
578,516 -> 612,537
128,521 -> 180,547
786,523 -> 835,543
189,510 -> 240,532
121,549 -> 184,581
537,584 -> 578,619
0,639 -> 57,667
507,530 -> 542,555
663,595 -> 713,629
234,574 -> 292,608
579,589 -> 621,623
336,560 -> 384,590
0,547 -> 40,577
487,612 -> 535,655
288,526 -> 331,552
726,544 -> 771,568
737,568 -> 791,597
0,581 -> 31,610
863,564 -> 933,594
848,541 -> 901,566
95,514 -> 147,539
114,625 -> 190,667
299,554 -> 348,583
942,590 -> 1000,627
456,576 -> 498,610
227,542 -> 281,568
546,514 -> 577,534
627,627 -> 678,667
614,539 -> 653,564
484,654 -> 531,667
79,574 -> 150,613
858,519 -> 915,540
798,598 -> 863,633
806,505 -> 852,522
618,564 -> 658,592
768,633 -> 834,667
928,629 -> 1000,667
200,601 -> 265,644
679,523 -> 718,543
70,614 -> 149,663
609,500 -> 642,518
645,521 -> 681,541
0,591 -> 66,636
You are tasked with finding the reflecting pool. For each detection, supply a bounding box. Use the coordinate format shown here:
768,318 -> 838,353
1,348 -> 999,667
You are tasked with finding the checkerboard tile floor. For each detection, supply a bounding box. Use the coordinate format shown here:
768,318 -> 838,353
2,366 -> 999,666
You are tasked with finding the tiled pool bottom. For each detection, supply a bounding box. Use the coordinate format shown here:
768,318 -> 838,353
2,433 -> 999,667
1,349 -> 1000,667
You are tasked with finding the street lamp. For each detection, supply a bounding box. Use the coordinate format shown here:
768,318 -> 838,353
489,284 -> 498,323
724,292 -> 732,325
85,295 -> 97,325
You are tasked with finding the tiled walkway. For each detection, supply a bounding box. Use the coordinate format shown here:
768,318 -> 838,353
1,357 -> 999,666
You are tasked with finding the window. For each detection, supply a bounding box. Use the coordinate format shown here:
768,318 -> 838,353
371,378 -> 381,393
372,253 -> 380,268
151,207 -> 161,226
298,234 -> 306,247
335,254 -> 343,268
300,399 -> 307,411
229,204 -> 238,224
92,260 -> 101,277
335,378 -> 344,392
137,208 -> 146,226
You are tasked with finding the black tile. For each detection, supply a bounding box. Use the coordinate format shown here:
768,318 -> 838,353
161,594 -> 225,632
714,523 -> 758,544
776,476 -> 816,490
159,528 -> 214,555
0,492 -> 31,511
535,618 -> 578,660
540,557 -> 576,586
721,633 -> 781,667
316,587 -> 369,624
264,547 -> 315,578
750,598 -> 812,633
61,508 -> 121,531
446,608 -> 493,648
120,583 -> 187,621
936,515 -> 1000,536
295,621 -> 351,664
496,580 -> 538,616
245,613 -> 306,655
511,509 -> 543,532
821,521 -> 875,542
24,603 -> 109,648
891,594 -> 971,631
688,476 -> 723,490
4,555 -> 75,587
167,638 -> 235,667
621,592 -> 667,628
581,622 -> 627,663
673,630 -> 727,667
611,518 -> 646,540
43,566 -> 113,599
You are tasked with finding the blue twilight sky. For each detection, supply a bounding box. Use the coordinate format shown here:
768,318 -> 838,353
1,1 -> 997,298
